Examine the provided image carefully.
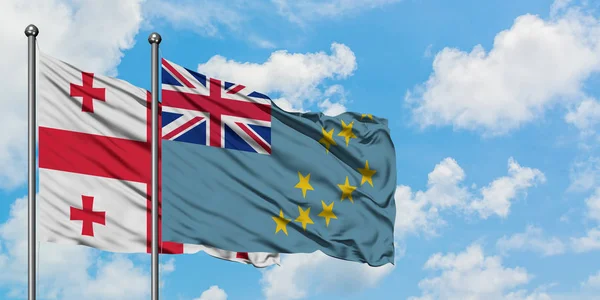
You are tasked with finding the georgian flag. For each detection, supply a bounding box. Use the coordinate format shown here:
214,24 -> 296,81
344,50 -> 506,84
37,52 -> 279,267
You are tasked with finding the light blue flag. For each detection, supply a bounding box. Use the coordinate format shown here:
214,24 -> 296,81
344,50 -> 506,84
160,58 -> 396,266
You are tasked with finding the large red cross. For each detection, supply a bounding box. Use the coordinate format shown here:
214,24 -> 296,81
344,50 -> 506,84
161,60 -> 271,147
70,195 -> 106,236
70,72 -> 106,113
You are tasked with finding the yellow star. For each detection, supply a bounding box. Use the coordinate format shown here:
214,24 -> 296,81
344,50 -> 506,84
358,160 -> 377,187
294,172 -> 314,198
318,128 -> 337,153
337,120 -> 357,146
272,209 -> 291,235
318,201 -> 338,227
337,176 -> 357,203
361,114 -> 373,120
295,206 -> 314,231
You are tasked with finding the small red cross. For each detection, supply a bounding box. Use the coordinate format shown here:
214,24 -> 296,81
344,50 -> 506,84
70,195 -> 106,237
70,72 -> 106,113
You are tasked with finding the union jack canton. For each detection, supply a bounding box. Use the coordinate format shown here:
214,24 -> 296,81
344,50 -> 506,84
161,58 -> 272,155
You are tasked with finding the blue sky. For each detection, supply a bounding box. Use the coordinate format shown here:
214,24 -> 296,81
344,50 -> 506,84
2,0 -> 600,299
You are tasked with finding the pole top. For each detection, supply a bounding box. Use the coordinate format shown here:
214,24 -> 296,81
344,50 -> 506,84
148,32 -> 162,44
24,24 -> 39,37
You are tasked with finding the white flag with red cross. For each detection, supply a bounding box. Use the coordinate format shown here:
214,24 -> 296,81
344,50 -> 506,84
37,52 -> 279,267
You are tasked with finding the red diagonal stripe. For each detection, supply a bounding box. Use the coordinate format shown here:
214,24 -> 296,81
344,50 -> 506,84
236,122 -> 271,154
162,58 -> 195,88
163,116 -> 204,140
227,84 -> 245,94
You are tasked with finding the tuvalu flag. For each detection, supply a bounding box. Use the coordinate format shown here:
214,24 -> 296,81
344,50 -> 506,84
160,59 -> 396,266
37,52 -> 279,267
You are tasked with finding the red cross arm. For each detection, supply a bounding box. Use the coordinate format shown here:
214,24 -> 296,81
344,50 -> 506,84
39,127 -> 150,183
161,90 -> 271,121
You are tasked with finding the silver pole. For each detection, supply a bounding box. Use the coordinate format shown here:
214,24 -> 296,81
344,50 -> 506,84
148,32 -> 162,300
25,24 -> 39,300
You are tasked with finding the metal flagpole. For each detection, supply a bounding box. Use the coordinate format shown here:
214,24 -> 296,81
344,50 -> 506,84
149,32 -> 162,300
25,24 -> 39,300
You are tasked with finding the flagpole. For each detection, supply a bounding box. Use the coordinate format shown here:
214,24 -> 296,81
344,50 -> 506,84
25,24 -> 39,300
149,32 -> 162,300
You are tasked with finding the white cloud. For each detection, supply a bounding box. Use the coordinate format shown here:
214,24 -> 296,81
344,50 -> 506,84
160,257 -> 176,274
147,0 -> 400,39
569,156 -> 600,192
317,85 -> 348,116
0,0 -> 144,189
75,255 -> 149,300
550,0 -> 574,17
196,43 -> 356,112
248,35 -> 277,49
260,251 -> 394,300
194,285 -> 228,300
272,0 -> 401,25
143,0 -> 243,37
394,158 -> 468,237
565,98 -> 600,136
395,157 -> 545,237
273,98 -> 306,113
143,0 -> 277,48
504,289 -> 553,300
424,44 -> 434,58
570,188 -> 600,253
318,99 -> 347,116
409,244 -> 536,300
496,225 -> 566,256
571,228 -> 600,253
406,5 -> 600,135
581,270 -> 600,289
469,158 -> 546,219
423,157 -> 470,208
0,197 -> 151,299
394,185 -> 444,238
585,188 -> 600,222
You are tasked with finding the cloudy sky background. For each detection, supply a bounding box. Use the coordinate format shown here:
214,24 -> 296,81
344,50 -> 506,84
1,0 -> 600,299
